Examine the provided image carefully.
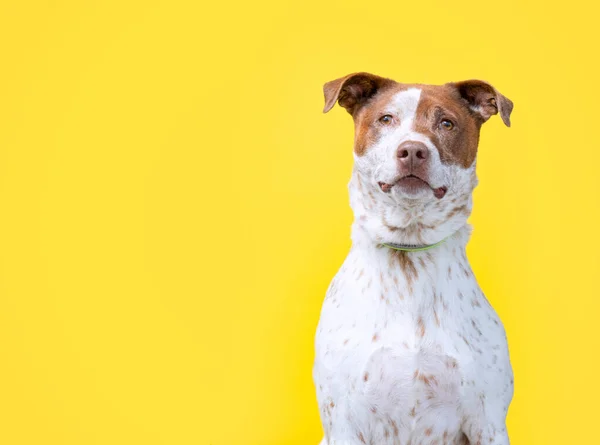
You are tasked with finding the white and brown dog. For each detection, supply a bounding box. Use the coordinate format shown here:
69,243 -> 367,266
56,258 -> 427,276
314,73 -> 514,445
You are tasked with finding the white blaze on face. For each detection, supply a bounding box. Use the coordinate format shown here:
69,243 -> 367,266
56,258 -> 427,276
389,87 -> 421,126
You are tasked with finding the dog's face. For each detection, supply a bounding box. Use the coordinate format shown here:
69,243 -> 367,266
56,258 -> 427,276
324,73 -> 512,203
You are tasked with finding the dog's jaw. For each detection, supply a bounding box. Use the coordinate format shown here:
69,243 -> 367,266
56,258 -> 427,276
349,166 -> 477,248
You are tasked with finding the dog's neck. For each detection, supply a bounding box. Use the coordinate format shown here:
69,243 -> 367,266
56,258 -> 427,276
348,168 -> 476,254
347,168 -> 478,300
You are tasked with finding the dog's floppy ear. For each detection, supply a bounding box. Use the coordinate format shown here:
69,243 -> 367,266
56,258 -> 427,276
323,72 -> 392,115
449,80 -> 514,127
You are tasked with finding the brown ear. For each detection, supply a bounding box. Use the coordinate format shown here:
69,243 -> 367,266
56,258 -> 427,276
323,72 -> 392,115
450,80 -> 514,127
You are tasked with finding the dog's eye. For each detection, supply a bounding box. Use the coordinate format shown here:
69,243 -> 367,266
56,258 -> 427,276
379,115 -> 393,125
440,119 -> 454,130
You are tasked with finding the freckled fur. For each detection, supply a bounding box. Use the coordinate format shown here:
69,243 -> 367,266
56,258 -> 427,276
315,73 -> 514,445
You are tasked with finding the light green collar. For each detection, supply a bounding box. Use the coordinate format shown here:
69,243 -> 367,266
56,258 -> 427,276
380,235 -> 450,252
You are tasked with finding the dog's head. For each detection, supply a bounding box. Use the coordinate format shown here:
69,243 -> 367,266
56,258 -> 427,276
323,72 -> 513,244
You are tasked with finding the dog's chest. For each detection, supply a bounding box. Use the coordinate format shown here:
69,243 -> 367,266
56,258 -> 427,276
314,246 -> 505,443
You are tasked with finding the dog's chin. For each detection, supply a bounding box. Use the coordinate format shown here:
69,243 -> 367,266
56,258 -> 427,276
395,176 -> 432,197
378,176 -> 448,200
393,185 -> 433,201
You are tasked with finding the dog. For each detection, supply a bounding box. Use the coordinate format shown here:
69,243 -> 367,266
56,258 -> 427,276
313,73 -> 514,445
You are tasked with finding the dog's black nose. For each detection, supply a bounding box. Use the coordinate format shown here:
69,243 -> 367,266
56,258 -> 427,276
397,141 -> 429,167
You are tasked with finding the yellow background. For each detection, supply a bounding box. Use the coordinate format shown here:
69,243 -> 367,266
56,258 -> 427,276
0,1 -> 598,444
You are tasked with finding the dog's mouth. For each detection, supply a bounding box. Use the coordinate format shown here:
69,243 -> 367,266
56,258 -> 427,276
378,175 -> 448,199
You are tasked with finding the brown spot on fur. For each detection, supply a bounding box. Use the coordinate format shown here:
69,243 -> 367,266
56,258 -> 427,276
417,221 -> 436,230
415,370 -> 437,386
356,173 -> 363,191
367,190 -> 376,203
417,317 -> 426,338
363,372 -> 370,382
372,333 -> 379,342
458,433 -> 470,445
447,205 -> 469,220
459,262 -> 469,276
389,250 -> 418,289
357,432 -> 366,444
425,427 -> 433,436
446,358 -> 458,369
383,219 -> 401,233
391,420 -> 399,436
460,334 -> 471,347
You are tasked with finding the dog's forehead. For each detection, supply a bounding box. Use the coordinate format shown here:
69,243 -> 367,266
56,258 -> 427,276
372,83 -> 465,116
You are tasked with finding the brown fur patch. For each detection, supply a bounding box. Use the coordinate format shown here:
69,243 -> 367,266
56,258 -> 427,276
389,250 -> 418,287
446,205 -> 469,220
352,83 -> 406,156
391,420 -> 399,436
323,72 -> 394,115
414,84 -> 482,168
453,79 -> 513,126
417,316 -> 426,338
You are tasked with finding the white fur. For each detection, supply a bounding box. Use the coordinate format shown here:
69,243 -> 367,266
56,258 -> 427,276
314,88 -> 513,445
